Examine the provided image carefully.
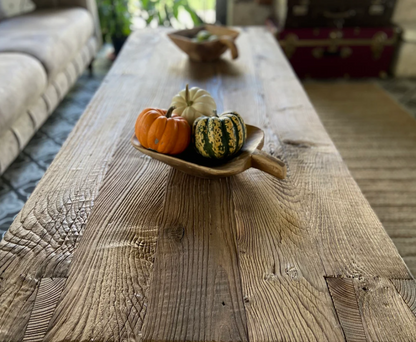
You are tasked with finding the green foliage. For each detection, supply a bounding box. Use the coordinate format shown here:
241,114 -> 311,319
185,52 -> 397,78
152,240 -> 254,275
97,0 -> 204,42
97,0 -> 132,42
187,0 -> 215,11
132,0 -> 203,27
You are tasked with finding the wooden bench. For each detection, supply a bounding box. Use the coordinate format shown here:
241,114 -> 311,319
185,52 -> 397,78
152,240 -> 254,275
0,27 -> 415,342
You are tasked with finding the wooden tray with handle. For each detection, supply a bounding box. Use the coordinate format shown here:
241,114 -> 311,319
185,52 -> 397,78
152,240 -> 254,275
167,25 -> 239,62
131,124 -> 286,179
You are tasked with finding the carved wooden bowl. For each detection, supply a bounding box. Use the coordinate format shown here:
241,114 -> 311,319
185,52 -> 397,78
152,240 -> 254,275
167,25 -> 239,62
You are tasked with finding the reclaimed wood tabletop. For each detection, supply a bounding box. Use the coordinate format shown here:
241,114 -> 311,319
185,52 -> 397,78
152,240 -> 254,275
1,27 -> 416,342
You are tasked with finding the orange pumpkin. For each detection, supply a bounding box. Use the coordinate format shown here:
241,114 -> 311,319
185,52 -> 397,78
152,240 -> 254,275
135,106 -> 191,155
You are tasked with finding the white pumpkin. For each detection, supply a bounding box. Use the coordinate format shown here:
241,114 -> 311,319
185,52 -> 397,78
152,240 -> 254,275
170,84 -> 217,125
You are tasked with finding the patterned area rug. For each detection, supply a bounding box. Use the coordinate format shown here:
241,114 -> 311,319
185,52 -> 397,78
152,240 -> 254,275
0,47 -> 112,238
379,79 -> 416,120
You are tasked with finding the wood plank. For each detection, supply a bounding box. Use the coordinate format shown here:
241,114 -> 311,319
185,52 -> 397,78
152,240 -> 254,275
326,277 -> 366,342
217,30 -> 346,342
0,32 -> 160,340
229,170 -> 345,342
45,145 -> 169,341
0,271 -> 39,341
23,278 -> 66,342
43,32 -> 181,341
353,277 -> 416,341
139,47 -> 250,341
391,278 -> 416,315
142,173 -> 248,342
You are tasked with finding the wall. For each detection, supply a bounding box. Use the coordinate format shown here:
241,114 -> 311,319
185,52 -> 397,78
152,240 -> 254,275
227,0 -> 273,25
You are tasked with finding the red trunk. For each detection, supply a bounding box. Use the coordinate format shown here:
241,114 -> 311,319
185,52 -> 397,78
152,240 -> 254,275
278,27 -> 400,79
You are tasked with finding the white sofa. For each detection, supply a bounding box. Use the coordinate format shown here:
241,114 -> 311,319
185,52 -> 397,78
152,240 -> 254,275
0,0 -> 101,174
392,0 -> 416,77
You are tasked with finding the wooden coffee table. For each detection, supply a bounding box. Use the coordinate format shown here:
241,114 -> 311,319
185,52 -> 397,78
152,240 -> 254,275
1,28 -> 415,342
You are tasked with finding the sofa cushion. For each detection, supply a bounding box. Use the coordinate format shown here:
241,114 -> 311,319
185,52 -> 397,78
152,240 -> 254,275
0,53 -> 47,136
0,0 -> 35,20
0,8 -> 93,80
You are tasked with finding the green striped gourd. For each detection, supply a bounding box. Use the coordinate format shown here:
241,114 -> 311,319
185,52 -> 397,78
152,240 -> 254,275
192,111 -> 247,159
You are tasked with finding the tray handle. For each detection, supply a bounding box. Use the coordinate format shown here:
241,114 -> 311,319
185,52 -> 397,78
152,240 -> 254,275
251,149 -> 286,179
219,36 -> 239,60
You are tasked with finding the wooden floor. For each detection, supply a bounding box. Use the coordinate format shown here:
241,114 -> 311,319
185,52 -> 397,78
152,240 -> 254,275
304,82 -> 416,276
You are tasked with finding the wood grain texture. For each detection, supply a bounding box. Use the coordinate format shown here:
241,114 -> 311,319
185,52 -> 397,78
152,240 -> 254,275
23,278 -> 66,342
45,145 -> 169,341
142,173 -> 248,342
391,278 -> 416,315
353,276 -> 416,341
304,82 -> 416,276
1,28 -> 416,341
43,32 -> 184,341
326,277 -> 366,342
218,40 -> 345,338
229,169 -> 345,342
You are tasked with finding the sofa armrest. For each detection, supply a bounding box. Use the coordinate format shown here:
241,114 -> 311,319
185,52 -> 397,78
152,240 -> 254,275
32,0 -> 102,46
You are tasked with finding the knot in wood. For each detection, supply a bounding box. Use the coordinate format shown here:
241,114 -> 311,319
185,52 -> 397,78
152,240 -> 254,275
165,226 -> 185,241
283,139 -> 312,148
285,266 -> 298,280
